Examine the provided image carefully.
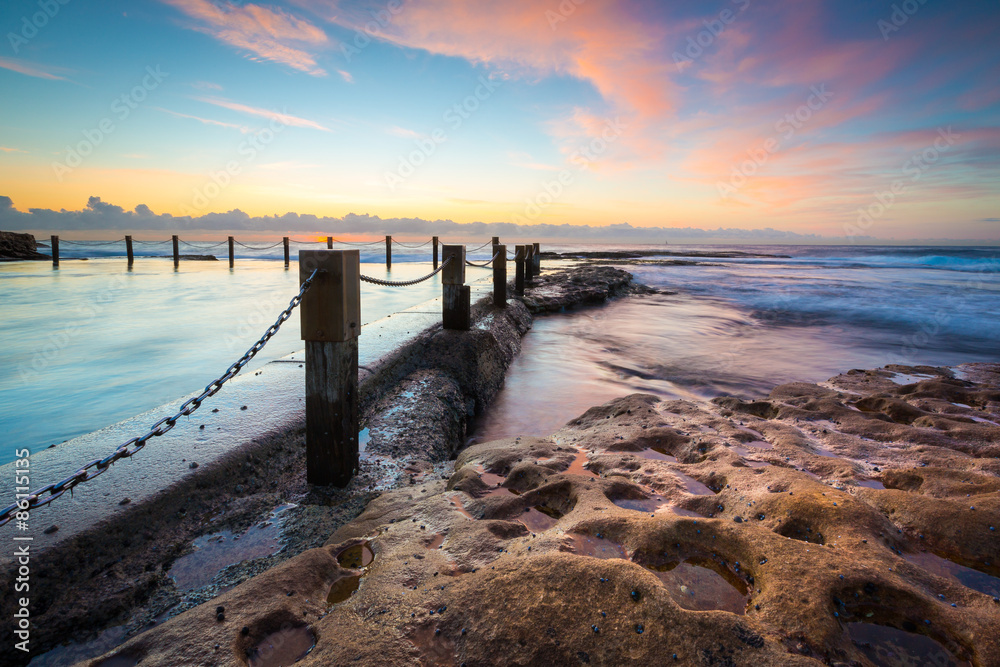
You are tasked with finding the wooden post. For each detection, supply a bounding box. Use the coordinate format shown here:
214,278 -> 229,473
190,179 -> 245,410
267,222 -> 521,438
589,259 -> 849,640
228,236 -> 235,268
283,237 -> 290,268
514,245 -> 525,295
172,235 -> 179,267
493,244 -> 506,307
442,245 -> 469,330
532,242 -> 541,276
385,235 -> 392,269
432,236 -> 439,270
327,236 -> 333,249
125,235 -> 134,268
299,249 -> 361,487
50,235 -> 59,267
524,244 -> 534,284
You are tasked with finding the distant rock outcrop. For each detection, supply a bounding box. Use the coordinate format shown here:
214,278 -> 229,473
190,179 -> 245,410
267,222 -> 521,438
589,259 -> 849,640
0,231 -> 48,260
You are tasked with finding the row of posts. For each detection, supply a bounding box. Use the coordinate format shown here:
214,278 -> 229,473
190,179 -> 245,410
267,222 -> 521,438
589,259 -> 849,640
48,235 -> 294,269
45,235 -> 541,275
298,241 -> 540,486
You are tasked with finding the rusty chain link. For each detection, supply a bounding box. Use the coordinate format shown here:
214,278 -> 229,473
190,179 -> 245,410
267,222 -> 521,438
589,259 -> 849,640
0,269 -> 319,528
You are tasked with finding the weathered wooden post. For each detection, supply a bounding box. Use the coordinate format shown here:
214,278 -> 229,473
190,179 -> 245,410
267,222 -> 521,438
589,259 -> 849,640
432,236 -> 439,270
327,236 -> 333,249
299,249 -> 361,487
514,245 -> 525,295
532,242 -> 541,276
125,235 -> 134,268
493,244 -> 507,307
442,245 -> 470,330
50,235 -> 59,267
385,235 -> 392,269
172,235 -> 179,267
491,236 -> 500,256
228,236 -> 235,268
283,237 -> 290,268
524,244 -> 534,284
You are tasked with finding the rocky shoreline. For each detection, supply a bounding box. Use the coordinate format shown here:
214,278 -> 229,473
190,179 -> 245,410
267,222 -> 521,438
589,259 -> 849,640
0,265 -> 648,666
0,231 -> 48,260
73,361 -> 1000,667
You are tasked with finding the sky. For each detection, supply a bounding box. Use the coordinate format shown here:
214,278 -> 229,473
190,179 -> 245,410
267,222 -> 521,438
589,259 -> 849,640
0,0 -> 998,242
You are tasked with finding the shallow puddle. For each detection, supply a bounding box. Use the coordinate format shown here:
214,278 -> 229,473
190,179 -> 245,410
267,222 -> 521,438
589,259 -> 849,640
637,447 -> 677,462
337,542 -> 374,569
327,574 -> 361,605
248,626 -> 315,667
644,559 -> 748,614
564,533 -> 628,559
612,495 -> 669,513
168,505 -> 293,590
904,551 -> 1000,597
857,479 -> 886,490
564,448 -> 599,478
742,440 -> 772,449
847,622 -> 969,667
674,472 -> 716,495
519,506 -> 560,532
889,373 -> 934,385
813,446 -> 840,458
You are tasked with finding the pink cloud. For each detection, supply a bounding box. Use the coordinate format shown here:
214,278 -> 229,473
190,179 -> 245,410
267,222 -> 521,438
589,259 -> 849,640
0,57 -> 68,80
159,0 -> 330,75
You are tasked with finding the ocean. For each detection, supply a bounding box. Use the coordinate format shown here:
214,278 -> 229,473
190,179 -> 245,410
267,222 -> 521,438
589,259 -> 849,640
469,244 -> 1000,444
2,242 -> 999,466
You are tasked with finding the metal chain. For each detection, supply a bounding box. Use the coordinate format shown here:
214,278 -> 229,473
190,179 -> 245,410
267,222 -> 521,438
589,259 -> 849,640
465,251 -> 502,268
0,269 -> 320,528
359,257 -> 451,287
59,239 -> 126,246
180,240 -> 229,249
234,240 -> 285,250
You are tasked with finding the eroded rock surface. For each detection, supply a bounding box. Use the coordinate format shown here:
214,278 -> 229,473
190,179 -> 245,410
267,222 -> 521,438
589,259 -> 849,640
89,363 -> 1000,666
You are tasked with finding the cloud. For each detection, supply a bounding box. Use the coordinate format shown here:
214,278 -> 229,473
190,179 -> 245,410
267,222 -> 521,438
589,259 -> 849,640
0,195 -> 857,243
979,218 -> 1000,223
337,69 -> 354,83
159,0 -> 330,75
0,147 -> 27,153
152,106 -> 250,132
0,57 -> 68,80
195,97 -> 332,131
322,0 -> 676,163
385,125 -> 421,139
